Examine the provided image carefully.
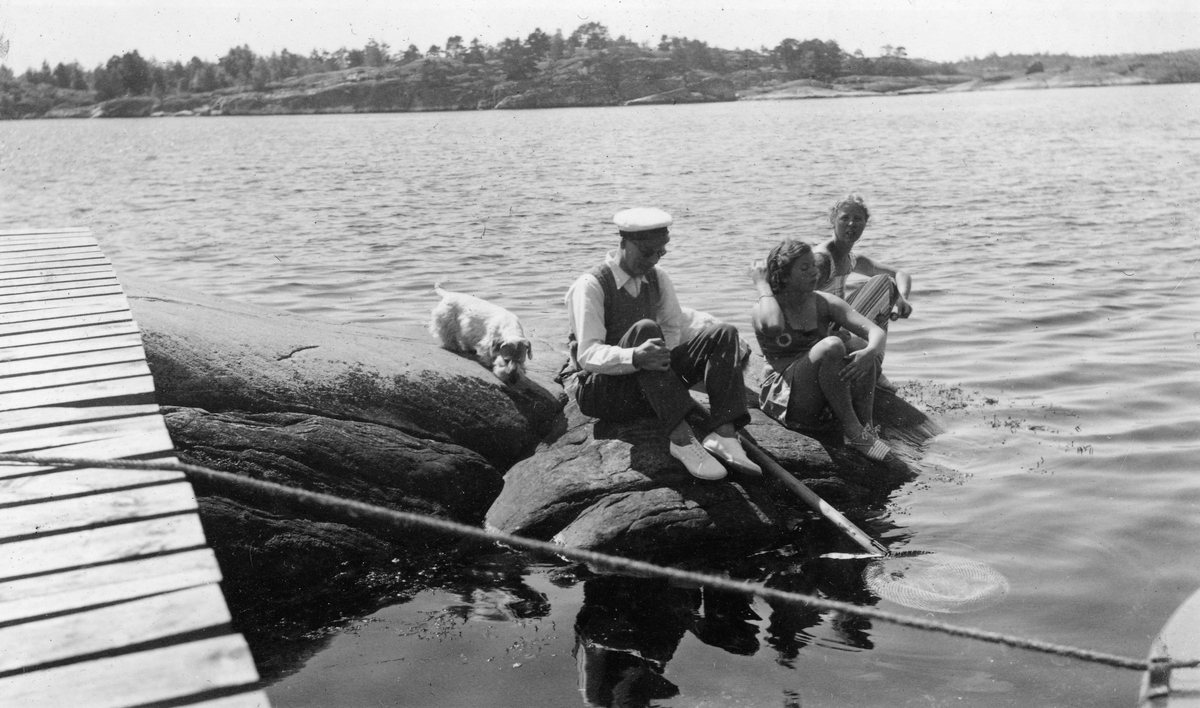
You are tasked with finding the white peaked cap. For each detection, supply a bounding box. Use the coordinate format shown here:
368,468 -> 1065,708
613,207 -> 673,235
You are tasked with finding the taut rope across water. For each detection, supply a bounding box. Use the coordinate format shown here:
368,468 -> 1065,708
0,451 -> 1193,674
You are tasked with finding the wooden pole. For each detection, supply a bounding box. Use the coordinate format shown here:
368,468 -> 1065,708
739,432 -> 889,558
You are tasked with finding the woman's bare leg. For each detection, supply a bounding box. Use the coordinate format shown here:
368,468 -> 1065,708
786,337 -> 865,439
850,356 -> 877,430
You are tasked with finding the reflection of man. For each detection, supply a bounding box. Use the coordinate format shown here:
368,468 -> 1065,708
574,576 -> 688,707
573,576 -> 763,707
562,207 -> 761,481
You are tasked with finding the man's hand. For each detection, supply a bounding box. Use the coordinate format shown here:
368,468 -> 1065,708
633,338 -> 673,371
892,295 -> 913,320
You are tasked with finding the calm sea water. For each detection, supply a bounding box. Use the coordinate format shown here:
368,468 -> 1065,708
3,84 -> 1199,707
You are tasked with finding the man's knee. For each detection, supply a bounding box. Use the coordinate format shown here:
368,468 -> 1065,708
691,322 -> 740,353
620,319 -> 665,347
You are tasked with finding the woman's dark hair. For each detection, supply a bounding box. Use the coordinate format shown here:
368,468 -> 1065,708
766,239 -> 813,295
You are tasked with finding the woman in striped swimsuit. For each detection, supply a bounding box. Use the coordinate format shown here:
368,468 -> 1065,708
750,239 -> 891,461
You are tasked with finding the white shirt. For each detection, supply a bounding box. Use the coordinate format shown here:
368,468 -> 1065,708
564,250 -> 685,375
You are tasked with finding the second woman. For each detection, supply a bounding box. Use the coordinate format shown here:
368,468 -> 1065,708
750,239 -> 891,461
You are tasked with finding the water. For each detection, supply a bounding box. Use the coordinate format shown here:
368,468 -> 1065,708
3,84 -> 1199,707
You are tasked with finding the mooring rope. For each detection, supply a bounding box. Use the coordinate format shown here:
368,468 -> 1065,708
0,450 -> 1195,674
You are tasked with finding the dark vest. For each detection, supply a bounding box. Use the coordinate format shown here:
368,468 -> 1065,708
562,263 -> 661,378
592,263 -> 661,345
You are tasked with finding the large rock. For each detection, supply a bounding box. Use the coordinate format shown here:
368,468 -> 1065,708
123,277 -> 565,468
486,375 -> 929,557
164,406 -> 503,521
486,399 -> 785,557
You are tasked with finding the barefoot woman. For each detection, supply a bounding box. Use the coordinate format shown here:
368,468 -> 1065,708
750,240 -> 891,460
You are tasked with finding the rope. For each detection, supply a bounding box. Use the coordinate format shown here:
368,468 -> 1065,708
1,450 -> 1195,674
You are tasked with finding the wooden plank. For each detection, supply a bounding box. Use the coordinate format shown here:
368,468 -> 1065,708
0,271 -> 125,295
0,331 -> 143,362
0,548 -> 220,616
0,227 -> 92,239
0,562 -> 222,628
0,584 -> 232,674
0,256 -> 108,276
0,320 -> 139,350
0,515 -> 207,580
0,281 -> 121,305
0,411 -> 167,452
0,293 -> 128,317
0,295 -> 130,321
0,634 -> 259,708
0,276 -> 119,295
0,231 -> 94,242
0,236 -> 99,253
6,426 -> 175,465
0,258 -> 111,277
0,310 -> 132,338
0,403 -> 161,434
0,346 -> 146,378
0,467 -> 184,500
0,483 -> 197,540
0,245 -> 103,264
0,264 -> 115,282
0,240 -> 97,254
0,360 -> 151,394
0,373 -> 155,411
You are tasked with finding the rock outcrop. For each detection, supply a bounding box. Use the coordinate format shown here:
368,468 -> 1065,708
125,277 -> 563,469
122,277 -> 568,638
120,279 -> 939,652
164,406 -> 503,520
485,374 -> 925,558
485,400 -> 784,557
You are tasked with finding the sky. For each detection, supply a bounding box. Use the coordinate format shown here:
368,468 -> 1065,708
1,0 -> 1198,72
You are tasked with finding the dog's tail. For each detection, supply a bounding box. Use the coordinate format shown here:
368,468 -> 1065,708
433,281 -> 448,298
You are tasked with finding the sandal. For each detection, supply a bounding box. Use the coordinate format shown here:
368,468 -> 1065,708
845,429 -> 891,461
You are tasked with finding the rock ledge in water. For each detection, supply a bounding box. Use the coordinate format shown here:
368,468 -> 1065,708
485,393 -> 922,557
124,276 -> 564,469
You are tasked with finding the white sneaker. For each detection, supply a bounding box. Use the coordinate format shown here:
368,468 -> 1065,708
702,433 -> 763,476
669,430 -> 727,480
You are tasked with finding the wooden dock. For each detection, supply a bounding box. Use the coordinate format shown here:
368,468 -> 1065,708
0,229 -> 268,707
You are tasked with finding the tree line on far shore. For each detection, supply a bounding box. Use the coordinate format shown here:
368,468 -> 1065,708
1,22 -> 960,101
3,21 -> 1198,106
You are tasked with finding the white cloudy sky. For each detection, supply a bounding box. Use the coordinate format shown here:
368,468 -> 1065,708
1,0 -> 1198,71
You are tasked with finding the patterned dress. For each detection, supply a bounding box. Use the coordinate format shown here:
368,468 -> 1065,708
755,303 -> 831,425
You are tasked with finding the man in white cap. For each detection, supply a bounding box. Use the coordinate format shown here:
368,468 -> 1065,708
561,207 -> 760,481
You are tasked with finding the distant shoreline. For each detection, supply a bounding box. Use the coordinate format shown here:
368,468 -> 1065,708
6,45 -> 1198,120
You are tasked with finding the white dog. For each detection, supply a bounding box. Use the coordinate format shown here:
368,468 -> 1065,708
430,285 -> 532,384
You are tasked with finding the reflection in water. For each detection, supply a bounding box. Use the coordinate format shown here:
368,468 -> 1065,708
572,561 -> 881,707
763,557 -> 880,667
572,577 -> 690,706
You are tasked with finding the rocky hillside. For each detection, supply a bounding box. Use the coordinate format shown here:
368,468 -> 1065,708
7,46 -> 1199,119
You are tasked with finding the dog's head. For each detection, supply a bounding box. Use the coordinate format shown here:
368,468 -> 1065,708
489,338 -> 533,384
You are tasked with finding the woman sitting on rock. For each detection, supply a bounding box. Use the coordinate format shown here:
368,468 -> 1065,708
750,239 -> 891,461
815,193 -> 913,392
